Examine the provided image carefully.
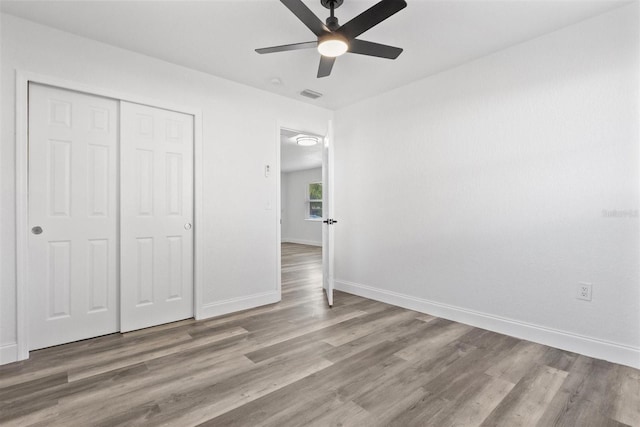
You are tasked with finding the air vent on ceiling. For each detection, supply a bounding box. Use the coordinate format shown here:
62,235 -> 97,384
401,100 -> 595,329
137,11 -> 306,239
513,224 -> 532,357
300,89 -> 323,99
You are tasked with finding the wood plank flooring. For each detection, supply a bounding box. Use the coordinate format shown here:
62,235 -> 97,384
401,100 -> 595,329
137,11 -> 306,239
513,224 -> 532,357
1,242 -> 639,426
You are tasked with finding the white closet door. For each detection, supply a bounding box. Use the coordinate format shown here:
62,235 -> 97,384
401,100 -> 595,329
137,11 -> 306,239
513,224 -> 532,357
28,84 -> 119,350
120,102 -> 194,332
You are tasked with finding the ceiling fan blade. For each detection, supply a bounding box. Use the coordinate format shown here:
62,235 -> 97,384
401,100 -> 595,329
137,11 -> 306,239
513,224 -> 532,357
281,0 -> 329,37
348,39 -> 403,59
338,0 -> 407,40
317,56 -> 336,78
256,41 -> 318,54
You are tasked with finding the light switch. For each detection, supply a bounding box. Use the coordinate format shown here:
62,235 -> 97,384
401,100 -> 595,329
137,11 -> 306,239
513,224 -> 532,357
265,165 -> 271,177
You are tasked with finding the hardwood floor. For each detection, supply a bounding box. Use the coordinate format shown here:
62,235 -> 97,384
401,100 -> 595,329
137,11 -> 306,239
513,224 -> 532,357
1,242 -> 638,426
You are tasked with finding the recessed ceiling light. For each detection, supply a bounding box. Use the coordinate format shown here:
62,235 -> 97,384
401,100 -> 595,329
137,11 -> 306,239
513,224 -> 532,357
270,77 -> 283,86
296,136 -> 318,146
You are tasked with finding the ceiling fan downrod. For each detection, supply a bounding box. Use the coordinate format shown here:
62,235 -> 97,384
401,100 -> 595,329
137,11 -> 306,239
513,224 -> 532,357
323,0 -> 342,30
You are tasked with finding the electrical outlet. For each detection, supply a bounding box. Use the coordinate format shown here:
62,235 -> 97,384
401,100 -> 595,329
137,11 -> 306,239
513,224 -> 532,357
577,282 -> 592,301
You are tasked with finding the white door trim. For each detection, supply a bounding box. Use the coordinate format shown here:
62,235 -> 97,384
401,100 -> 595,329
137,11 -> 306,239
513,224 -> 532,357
275,121 -> 283,298
14,70 -> 204,361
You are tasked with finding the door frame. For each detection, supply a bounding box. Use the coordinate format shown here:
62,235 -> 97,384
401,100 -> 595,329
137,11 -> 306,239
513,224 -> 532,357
15,71 -> 204,360
275,121 -> 330,301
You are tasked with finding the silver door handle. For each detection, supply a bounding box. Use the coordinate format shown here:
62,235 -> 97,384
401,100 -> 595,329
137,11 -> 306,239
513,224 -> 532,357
184,222 -> 192,230
32,226 -> 43,235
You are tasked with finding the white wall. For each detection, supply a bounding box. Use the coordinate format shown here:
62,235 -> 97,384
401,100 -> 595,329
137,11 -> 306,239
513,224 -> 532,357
334,4 -> 640,368
281,168 -> 323,246
0,14 -> 332,363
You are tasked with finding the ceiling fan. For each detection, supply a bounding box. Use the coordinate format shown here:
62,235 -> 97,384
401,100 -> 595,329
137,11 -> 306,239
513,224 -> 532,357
256,0 -> 407,78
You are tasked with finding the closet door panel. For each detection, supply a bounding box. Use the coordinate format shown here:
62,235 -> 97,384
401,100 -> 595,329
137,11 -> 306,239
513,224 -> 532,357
28,84 -> 119,350
120,102 -> 194,332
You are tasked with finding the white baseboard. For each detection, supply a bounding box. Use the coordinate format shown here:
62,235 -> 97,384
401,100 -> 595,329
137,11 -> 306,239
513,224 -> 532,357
282,238 -> 322,247
335,280 -> 640,369
0,291 -> 281,366
198,290 -> 280,320
0,343 -> 18,365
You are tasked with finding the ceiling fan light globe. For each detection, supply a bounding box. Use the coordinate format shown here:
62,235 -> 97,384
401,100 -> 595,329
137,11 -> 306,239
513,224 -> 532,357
317,38 -> 349,57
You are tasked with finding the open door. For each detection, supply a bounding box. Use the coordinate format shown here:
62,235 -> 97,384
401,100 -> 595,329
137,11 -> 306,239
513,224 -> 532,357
322,121 -> 336,307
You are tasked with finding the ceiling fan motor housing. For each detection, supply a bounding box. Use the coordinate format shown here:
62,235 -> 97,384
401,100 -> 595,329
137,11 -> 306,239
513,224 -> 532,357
325,16 -> 340,30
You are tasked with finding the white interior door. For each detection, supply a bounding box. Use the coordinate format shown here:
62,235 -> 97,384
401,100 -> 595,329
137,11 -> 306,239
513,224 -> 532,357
322,120 -> 335,307
120,102 -> 194,332
28,83 -> 119,350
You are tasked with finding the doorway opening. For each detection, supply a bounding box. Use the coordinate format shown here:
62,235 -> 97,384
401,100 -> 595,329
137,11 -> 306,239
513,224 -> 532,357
279,127 -> 329,306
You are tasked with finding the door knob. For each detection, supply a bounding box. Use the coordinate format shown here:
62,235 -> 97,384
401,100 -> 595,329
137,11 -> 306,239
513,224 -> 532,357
184,222 -> 192,230
31,226 -> 43,235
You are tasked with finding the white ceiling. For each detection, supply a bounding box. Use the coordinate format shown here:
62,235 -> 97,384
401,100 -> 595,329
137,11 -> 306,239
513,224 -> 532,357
1,0 -> 627,110
281,128 -> 323,173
